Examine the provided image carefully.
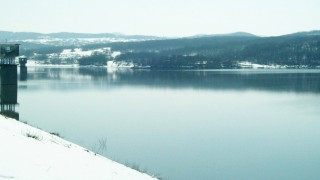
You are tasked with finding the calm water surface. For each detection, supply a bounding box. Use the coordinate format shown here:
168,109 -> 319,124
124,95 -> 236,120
16,67 -> 320,180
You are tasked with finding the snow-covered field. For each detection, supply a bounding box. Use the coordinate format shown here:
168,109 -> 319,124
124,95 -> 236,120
238,61 -> 286,69
0,115 -> 157,180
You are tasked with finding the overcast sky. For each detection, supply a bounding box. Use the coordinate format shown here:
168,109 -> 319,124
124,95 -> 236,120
2,0 -> 320,37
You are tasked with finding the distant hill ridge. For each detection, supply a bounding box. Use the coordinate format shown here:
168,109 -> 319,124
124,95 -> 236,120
189,32 -> 258,38
1,30 -> 320,68
285,30 -> 320,37
1,30 -> 320,41
107,30 -> 320,68
0,31 -> 161,41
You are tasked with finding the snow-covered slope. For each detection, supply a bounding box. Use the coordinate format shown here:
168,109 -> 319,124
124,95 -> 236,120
0,115 -> 158,180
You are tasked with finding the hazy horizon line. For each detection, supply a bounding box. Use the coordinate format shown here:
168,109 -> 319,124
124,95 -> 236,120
1,29 -> 319,38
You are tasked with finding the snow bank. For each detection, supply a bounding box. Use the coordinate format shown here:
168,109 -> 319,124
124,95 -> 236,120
238,61 -> 287,69
0,115 -> 157,180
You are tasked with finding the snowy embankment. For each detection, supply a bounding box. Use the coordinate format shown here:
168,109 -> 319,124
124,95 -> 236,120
0,115 -> 157,180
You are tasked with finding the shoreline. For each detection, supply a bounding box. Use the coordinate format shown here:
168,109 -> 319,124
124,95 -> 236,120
0,115 -> 157,180
23,60 -> 320,70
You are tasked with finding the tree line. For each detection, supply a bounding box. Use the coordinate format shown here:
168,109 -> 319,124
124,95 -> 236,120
112,35 -> 320,68
17,31 -> 320,67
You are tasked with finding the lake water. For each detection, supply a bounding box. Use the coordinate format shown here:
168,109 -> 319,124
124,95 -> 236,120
15,67 -> 320,180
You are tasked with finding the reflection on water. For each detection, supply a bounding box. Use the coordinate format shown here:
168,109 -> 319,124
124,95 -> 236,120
17,67 -> 320,180
20,66 -> 27,81
25,67 -> 320,93
0,65 -> 19,120
0,84 -> 18,120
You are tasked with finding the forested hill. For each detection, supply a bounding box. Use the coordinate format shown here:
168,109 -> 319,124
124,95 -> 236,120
108,31 -> 320,68
3,30 -> 320,68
